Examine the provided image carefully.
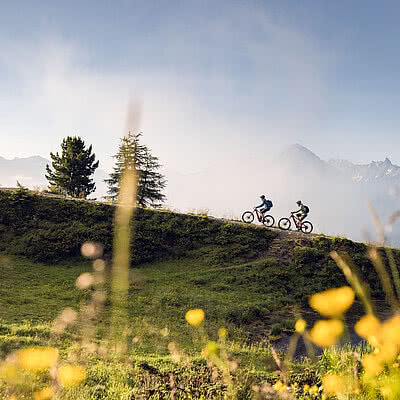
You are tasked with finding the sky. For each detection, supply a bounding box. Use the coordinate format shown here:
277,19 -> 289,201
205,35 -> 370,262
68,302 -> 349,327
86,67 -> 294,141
1,1 -> 400,187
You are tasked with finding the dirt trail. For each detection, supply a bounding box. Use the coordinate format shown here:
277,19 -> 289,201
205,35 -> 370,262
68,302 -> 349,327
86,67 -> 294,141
262,228 -> 314,264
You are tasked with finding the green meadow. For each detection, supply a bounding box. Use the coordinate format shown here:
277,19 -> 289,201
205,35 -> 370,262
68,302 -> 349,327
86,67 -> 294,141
0,190 -> 399,399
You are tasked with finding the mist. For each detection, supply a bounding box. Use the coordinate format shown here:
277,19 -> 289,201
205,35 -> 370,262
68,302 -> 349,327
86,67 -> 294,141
164,144 -> 400,245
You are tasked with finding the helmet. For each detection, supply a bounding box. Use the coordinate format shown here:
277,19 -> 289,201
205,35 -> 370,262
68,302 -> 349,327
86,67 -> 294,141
260,195 -> 265,199
296,200 -> 302,205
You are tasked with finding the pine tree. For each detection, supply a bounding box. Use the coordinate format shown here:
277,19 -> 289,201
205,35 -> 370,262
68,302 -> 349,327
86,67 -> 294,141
105,132 -> 166,207
45,136 -> 99,198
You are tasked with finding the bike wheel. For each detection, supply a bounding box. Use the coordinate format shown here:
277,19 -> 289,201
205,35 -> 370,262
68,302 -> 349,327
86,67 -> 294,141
242,211 -> 254,224
300,221 -> 313,234
278,218 -> 291,230
263,215 -> 275,227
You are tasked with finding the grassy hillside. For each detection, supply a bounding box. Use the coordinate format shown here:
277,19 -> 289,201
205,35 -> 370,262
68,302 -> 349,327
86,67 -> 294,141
0,189 -> 398,335
0,189 -> 275,264
1,190 -> 400,398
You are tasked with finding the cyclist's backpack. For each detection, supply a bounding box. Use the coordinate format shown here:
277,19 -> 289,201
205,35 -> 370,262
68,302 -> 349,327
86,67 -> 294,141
266,200 -> 273,208
303,205 -> 310,213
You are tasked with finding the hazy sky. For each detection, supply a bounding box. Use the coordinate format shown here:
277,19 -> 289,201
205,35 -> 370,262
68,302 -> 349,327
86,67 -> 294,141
2,0 -> 400,174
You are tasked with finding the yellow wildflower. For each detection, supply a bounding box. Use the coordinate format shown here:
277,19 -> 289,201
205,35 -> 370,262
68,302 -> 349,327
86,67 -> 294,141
380,315 -> 400,345
202,341 -> 219,358
381,385 -> 393,399
273,380 -> 287,393
355,315 -> 381,340
17,347 -> 58,372
322,374 -> 346,394
310,319 -> 344,348
362,353 -> 384,378
295,319 -> 307,333
33,387 -> 55,400
58,365 -> 86,387
309,286 -> 355,317
309,385 -> 318,394
376,342 -> 399,364
303,384 -> 310,392
185,309 -> 205,326
0,362 -> 18,383
218,328 -> 227,338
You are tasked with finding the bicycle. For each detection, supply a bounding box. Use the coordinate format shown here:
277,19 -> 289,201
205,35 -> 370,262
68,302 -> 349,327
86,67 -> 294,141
278,212 -> 313,234
241,208 -> 275,227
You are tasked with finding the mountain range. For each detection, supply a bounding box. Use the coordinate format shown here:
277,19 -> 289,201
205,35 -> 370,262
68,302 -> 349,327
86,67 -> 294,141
0,155 -> 108,198
3,145 -> 400,191
281,143 -> 400,185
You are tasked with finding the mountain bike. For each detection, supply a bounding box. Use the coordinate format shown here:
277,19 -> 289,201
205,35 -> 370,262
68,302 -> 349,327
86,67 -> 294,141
278,212 -> 313,234
241,208 -> 275,227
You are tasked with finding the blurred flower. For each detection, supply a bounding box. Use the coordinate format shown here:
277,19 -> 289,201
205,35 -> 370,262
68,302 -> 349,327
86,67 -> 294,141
309,286 -> 355,317
81,241 -> 103,259
309,385 -> 318,394
310,319 -> 344,347
377,343 -> 399,364
75,272 -> 94,289
355,315 -> 381,341
185,309 -> 205,326
160,327 -> 169,337
0,362 -> 18,383
93,259 -> 105,272
295,319 -> 307,333
218,328 -> 227,338
273,380 -> 287,393
362,354 -> 384,378
381,385 -> 393,399
202,341 -> 219,358
380,315 -> 400,345
58,365 -> 86,387
33,387 -> 55,400
17,347 -> 58,372
322,374 -> 346,394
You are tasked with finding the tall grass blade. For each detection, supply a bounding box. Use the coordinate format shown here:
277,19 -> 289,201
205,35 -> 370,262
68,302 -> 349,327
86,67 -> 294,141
110,168 -> 137,348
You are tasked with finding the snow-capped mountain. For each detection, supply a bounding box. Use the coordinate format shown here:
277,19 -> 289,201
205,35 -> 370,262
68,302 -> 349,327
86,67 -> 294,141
279,144 -> 400,185
329,157 -> 400,182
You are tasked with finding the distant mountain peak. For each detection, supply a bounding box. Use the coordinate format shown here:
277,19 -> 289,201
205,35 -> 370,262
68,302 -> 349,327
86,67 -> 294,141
281,143 -> 321,161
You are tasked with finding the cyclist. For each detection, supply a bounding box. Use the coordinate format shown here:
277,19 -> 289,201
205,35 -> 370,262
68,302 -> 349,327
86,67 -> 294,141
255,195 -> 272,219
292,200 -> 309,228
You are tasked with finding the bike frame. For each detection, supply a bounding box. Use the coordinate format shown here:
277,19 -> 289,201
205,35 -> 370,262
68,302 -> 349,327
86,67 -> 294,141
290,213 -> 303,228
254,208 -> 266,222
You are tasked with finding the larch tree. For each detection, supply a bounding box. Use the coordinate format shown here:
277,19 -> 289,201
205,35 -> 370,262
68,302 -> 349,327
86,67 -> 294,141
105,132 -> 166,207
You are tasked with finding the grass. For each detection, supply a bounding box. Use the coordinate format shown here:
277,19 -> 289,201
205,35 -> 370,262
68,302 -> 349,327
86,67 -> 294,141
0,253 -> 299,349
0,255 -> 91,323
2,190 -> 400,398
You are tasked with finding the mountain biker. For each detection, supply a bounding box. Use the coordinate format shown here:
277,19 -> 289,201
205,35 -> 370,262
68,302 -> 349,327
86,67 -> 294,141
255,195 -> 272,219
292,200 -> 309,227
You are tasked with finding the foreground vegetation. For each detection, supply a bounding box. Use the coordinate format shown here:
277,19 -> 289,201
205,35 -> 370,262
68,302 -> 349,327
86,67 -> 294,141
2,189 -> 400,398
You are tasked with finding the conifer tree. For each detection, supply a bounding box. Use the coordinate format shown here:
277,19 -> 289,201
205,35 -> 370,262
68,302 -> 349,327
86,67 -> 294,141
105,132 -> 166,207
45,136 -> 99,198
